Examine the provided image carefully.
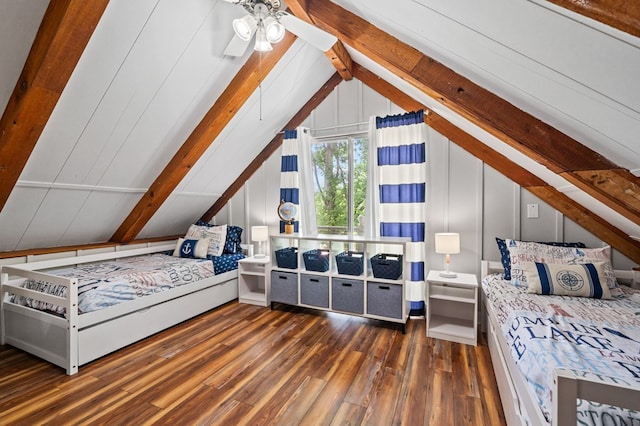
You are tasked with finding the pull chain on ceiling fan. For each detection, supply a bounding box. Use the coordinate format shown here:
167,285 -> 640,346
222,0 -> 337,56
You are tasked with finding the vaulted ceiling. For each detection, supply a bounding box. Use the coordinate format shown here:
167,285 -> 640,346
0,0 -> 639,262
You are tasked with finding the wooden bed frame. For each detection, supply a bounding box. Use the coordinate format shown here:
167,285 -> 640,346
481,260 -> 640,425
0,241 -> 239,375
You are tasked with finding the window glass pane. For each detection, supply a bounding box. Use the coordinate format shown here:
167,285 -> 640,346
352,137 -> 368,236
311,135 -> 368,235
312,140 -> 348,235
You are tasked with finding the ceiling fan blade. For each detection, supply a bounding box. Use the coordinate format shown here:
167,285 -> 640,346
220,0 -> 242,3
224,34 -> 251,57
279,13 -> 337,52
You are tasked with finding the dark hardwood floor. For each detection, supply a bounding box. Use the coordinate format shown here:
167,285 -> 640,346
0,302 -> 506,425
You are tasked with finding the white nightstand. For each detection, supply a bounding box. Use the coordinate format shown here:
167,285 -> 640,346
426,270 -> 478,346
238,257 -> 270,306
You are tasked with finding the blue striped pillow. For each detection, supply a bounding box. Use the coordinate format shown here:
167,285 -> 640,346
524,262 -> 611,299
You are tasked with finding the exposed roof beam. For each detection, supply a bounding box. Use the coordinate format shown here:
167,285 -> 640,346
352,64 -> 640,264
110,33 -> 297,243
200,72 -> 343,222
286,0 -> 353,80
302,0 -> 640,226
0,0 -> 110,213
545,0 -> 640,39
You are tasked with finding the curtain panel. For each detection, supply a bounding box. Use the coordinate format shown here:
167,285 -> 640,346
280,128 -> 317,235
366,110 -> 427,311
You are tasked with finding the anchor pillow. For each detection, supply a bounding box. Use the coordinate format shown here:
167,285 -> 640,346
173,238 -> 210,259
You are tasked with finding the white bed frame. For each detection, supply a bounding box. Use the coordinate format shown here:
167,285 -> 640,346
481,260 -> 640,425
0,241 -> 239,375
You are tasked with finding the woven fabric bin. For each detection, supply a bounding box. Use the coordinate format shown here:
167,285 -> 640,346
370,253 -> 403,280
302,249 -> 330,272
335,251 -> 364,276
275,247 -> 298,269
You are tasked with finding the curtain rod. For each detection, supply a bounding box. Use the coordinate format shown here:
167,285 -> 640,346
311,121 -> 369,133
312,130 -> 368,141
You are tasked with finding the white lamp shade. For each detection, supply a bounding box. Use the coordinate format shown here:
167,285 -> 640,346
434,233 -> 460,254
251,226 -> 269,242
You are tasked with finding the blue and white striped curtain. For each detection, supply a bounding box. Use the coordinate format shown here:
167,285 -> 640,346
365,110 -> 427,313
280,128 -> 316,235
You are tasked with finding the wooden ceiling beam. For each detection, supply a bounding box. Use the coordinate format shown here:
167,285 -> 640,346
286,0 -> 353,80
545,0 -> 640,39
302,0 -> 640,226
352,63 -> 640,264
200,72 -> 343,222
110,33 -> 297,243
0,0 -> 110,213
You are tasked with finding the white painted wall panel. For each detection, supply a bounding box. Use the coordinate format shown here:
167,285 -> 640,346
482,166 -> 518,259
21,0 -> 161,183
140,194 -> 217,239
0,0 -> 48,114
0,187 -> 48,252
55,192 -> 142,246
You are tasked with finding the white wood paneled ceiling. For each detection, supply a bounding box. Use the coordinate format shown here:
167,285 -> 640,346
0,0 -> 638,254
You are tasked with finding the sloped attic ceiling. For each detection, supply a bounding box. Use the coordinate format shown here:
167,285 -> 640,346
0,0 -> 638,261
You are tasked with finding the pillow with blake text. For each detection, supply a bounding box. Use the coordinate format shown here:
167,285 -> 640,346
495,237 -> 586,280
173,238 -> 210,259
185,224 -> 226,257
524,262 -> 611,299
194,221 -> 243,254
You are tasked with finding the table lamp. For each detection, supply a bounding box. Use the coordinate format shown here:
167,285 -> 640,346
251,226 -> 269,258
435,232 -> 460,278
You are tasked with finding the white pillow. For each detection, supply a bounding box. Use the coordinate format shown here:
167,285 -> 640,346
173,238 -> 210,259
510,243 -> 617,289
525,262 -> 611,299
185,224 -> 227,257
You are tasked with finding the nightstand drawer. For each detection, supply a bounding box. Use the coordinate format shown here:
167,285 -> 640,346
270,271 -> 298,305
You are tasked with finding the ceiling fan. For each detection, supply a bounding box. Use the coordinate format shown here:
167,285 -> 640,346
221,0 -> 337,56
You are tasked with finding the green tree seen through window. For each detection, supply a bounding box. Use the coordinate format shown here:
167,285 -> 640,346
311,136 -> 368,235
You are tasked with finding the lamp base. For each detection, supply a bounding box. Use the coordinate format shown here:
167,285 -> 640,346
439,271 -> 457,278
284,223 -> 294,234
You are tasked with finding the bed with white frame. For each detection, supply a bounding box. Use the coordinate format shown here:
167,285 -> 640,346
0,240 -> 239,375
481,260 -> 640,425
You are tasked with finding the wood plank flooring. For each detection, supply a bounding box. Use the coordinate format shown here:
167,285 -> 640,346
0,302 -> 506,425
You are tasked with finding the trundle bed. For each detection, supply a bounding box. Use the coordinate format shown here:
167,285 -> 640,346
1,240 -> 241,375
482,259 -> 640,425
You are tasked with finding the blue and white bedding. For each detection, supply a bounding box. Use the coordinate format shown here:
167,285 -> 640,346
483,273 -> 640,424
15,253 -> 222,315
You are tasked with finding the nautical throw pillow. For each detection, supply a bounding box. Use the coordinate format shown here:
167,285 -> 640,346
185,224 -> 226,257
509,243 -> 617,290
524,262 -> 611,299
173,238 -> 210,259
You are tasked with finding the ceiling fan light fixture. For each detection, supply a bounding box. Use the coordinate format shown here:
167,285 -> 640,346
233,14 -> 257,41
254,25 -> 273,52
264,16 -> 285,43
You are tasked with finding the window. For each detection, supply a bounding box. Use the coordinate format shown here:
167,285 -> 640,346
311,134 -> 368,235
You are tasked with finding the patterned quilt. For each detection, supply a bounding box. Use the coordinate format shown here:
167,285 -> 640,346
482,274 -> 640,424
15,253 -> 216,315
